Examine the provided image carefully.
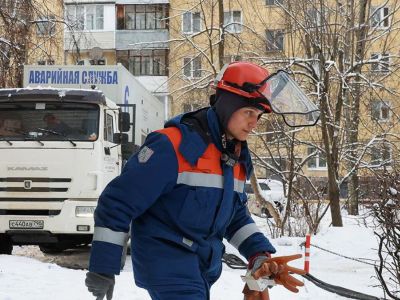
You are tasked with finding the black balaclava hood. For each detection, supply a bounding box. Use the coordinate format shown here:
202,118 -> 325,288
211,89 -> 266,131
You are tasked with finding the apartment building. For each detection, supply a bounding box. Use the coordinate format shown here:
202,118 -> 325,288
27,0 -> 65,66
166,0 -> 400,199
63,0 -> 170,117
167,0 -> 288,116
0,0 -> 64,87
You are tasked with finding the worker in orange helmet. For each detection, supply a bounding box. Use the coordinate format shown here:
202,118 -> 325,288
85,61 -> 318,300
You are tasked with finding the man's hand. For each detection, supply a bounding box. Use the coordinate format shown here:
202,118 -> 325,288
243,254 -> 306,299
252,254 -> 306,293
250,253 -> 282,278
85,272 -> 115,300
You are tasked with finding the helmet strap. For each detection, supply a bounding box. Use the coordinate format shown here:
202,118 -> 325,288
221,136 -> 241,167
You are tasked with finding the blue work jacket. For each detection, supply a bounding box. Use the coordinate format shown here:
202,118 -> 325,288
89,107 -> 276,291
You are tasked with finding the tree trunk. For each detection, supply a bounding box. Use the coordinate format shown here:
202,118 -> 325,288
218,0 -> 225,69
281,131 -> 295,235
347,0 -> 369,215
319,74 -> 343,227
328,173 -> 343,226
348,174 -> 359,215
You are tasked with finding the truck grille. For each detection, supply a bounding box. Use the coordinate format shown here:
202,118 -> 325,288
0,187 -> 68,192
0,198 -> 67,202
0,209 -> 61,216
0,177 -> 71,193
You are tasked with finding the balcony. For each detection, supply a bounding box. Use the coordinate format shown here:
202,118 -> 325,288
116,29 -> 169,50
64,31 -> 114,51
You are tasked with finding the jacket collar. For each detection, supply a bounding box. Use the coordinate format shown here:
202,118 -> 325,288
165,108 -> 253,178
206,107 -> 224,151
207,108 -> 253,178
164,112 -> 207,166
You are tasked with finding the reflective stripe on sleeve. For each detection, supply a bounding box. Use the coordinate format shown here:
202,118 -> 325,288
92,226 -> 129,246
228,223 -> 261,249
234,178 -> 245,193
177,171 -> 245,193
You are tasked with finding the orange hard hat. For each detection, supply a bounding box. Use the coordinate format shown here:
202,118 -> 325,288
214,62 -> 272,112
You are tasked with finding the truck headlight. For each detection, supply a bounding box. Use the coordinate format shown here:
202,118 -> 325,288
75,206 -> 96,218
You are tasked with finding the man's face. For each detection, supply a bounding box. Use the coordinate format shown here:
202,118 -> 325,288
225,107 -> 264,141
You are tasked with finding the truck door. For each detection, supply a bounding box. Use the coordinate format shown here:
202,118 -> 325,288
103,111 -> 120,183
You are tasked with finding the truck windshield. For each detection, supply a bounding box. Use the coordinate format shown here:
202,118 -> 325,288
0,102 -> 99,142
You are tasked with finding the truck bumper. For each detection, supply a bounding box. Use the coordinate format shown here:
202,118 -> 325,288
0,200 -> 97,244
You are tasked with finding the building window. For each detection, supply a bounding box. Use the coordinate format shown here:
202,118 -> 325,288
183,57 -> 202,78
371,6 -> 390,28
120,4 -> 167,30
117,49 -> 168,76
266,30 -> 284,51
264,119 -> 286,142
266,0 -> 283,5
36,15 -> 56,36
307,146 -> 327,169
371,53 -> 390,72
76,59 -> 106,66
370,143 -> 392,167
183,103 -> 201,113
371,101 -> 391,121
264,157 -> 292,178
66,5 -> 84,30
253,157 -> 302,178
90,59 -> 106,65
224,11 -> 242,33
65,4 -> 104,30
223,55 -> 242,64
306,8 -> 324,29
182,11 -> 201,33
86,5 -> 104,30
37,59 -> 55,65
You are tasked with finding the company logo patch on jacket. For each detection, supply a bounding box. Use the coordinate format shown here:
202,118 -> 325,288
138,146 -> 154,163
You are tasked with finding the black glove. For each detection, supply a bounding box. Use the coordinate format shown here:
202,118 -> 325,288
85,271 -> 115,300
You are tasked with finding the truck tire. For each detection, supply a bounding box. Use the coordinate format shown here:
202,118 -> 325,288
39,244 -> 66,254
0,235 -> 12,254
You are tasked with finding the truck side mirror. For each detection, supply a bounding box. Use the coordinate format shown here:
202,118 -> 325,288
119,112 -> 130,132
113,133 -> 128,144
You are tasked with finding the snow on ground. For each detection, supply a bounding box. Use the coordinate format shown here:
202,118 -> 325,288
0,211 -> 385,300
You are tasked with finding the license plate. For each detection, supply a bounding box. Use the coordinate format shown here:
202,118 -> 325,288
9,220 -> 44,229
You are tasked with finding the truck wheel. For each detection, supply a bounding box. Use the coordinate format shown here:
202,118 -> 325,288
0,235 -> 13,254
39,244 -> 66,254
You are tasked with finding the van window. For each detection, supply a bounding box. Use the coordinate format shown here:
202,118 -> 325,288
244,184 -> 253,194
244,182 -> 271,194
259,183 -> 271,191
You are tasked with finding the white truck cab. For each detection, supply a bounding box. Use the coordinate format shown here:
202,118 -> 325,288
0,88 -> 130,254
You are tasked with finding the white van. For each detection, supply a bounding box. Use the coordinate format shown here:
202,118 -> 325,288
244,179 -> 286,217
